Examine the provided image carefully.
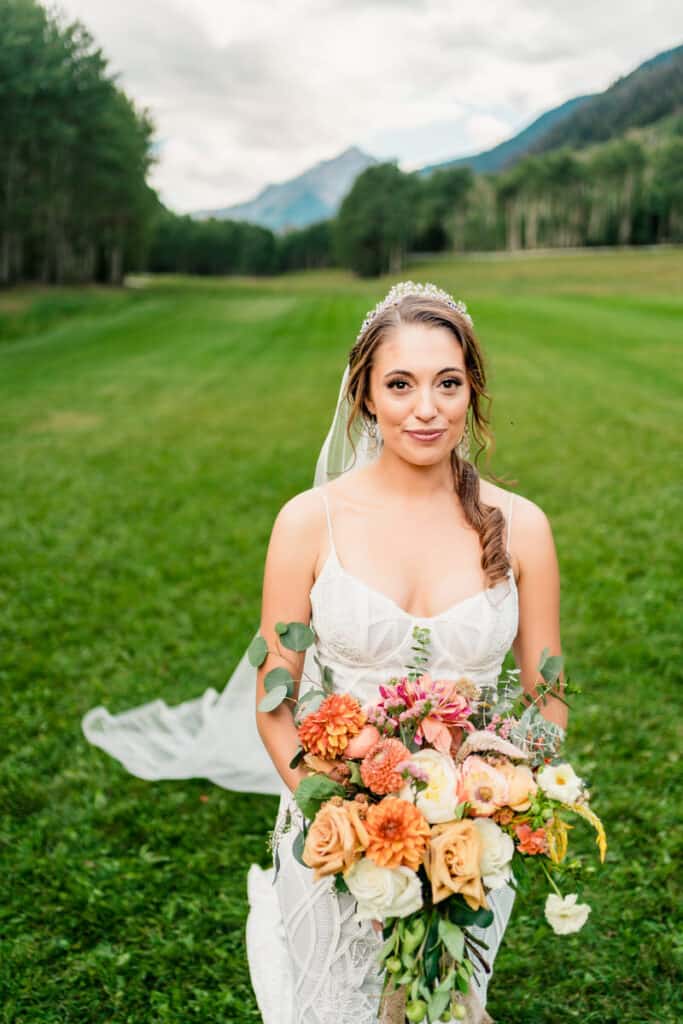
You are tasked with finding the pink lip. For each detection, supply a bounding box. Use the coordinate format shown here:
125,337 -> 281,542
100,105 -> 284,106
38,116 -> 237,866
406,430 -> 445,442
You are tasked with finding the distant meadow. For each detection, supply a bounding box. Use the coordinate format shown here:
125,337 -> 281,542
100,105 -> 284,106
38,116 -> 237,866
1,248 -> 681,1023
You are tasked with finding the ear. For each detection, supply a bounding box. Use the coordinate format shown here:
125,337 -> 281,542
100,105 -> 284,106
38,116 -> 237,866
364,391 -> 376,417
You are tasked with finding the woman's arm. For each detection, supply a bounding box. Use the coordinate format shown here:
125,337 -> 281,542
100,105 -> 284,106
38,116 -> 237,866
511,497 -> 568,732
255,489 -> 322,793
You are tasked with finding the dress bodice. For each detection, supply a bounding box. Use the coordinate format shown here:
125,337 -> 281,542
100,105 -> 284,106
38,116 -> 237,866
308,487 -> 519,705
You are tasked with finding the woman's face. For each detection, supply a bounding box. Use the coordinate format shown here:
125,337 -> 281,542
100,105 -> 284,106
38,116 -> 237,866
364,321 -> 471,464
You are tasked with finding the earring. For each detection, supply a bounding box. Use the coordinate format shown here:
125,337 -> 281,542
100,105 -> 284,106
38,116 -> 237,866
365,414 -> 382,453
455,422 -> 470,461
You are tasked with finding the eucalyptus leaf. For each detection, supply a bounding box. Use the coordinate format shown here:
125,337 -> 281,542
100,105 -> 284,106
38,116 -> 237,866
540,654 -> 564,683
289,747 -> 305,770
280,622 -> 315,652
247,634 -> 268,667
265,666 -> 294,696
292,830 -> 306,865
275,621 -> 288,636
258,685 -> 288,712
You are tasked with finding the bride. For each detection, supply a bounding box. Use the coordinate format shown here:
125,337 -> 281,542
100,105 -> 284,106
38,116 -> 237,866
82,281 -> 567,1024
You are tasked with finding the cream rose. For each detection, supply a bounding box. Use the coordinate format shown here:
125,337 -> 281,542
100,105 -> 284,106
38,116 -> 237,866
344,859 -> 423,920
302,798 -> 368,880
398,749 -> 459,824
473,818 -> 514,889
425,819 -> 488,911
537,762 -> 583,805
544,892 -> 591,934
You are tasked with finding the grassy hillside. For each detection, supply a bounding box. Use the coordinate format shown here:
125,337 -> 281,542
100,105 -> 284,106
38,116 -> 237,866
1,250 -> 681,1023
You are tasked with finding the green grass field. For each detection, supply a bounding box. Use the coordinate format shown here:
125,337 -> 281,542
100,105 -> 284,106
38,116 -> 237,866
1,249 -> 681,1023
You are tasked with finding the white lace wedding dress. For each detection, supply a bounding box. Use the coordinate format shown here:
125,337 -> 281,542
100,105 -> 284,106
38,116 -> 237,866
247,486 -> 519,1024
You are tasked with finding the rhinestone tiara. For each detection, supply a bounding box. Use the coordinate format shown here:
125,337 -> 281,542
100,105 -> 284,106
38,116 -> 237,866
356,280 -> 473,344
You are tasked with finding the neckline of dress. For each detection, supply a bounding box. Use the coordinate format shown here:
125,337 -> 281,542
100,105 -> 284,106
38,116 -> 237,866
311,545 -> 517,622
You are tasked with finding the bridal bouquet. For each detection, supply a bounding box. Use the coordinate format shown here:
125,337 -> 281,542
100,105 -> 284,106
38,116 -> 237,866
253,623 -> 607,1024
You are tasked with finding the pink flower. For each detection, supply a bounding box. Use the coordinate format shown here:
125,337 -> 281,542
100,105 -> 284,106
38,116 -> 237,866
373,673 -> 475,751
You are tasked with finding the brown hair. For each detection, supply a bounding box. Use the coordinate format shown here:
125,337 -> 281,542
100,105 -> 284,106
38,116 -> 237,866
343,293 -> 513,588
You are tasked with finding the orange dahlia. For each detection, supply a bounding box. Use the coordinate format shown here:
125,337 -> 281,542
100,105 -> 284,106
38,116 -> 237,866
360,738 -> 412,795
365,797 -> 430,870
297,693 -> 366,759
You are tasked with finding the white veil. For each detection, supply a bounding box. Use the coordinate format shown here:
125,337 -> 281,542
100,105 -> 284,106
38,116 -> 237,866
81,362 -> 382,795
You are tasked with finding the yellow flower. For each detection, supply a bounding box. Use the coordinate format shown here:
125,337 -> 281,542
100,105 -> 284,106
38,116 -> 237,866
569,802 -> 607,863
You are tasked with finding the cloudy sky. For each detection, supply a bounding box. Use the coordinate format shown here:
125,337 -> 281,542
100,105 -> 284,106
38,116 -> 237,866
57,0 -> 682,214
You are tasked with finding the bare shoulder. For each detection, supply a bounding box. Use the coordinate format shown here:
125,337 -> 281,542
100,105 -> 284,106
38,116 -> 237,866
480,479 -> 551,532
272,485 -> 325,543
479,480 -> 556,577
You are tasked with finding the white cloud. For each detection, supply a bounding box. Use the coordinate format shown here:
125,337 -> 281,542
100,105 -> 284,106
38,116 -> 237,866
55,0 -> 683,213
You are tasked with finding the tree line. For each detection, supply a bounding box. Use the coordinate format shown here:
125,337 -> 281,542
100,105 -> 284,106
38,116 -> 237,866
0,0 -> 161,286
2,0 -> 681,285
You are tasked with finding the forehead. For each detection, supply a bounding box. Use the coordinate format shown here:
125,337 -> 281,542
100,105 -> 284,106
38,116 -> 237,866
373,321 -> 465,372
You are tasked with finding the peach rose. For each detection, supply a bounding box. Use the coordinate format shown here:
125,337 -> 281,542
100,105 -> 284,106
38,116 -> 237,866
302,797 -> 369,880
499,761 -> 537,812
345,724 -> 381,759
425,819 -> 489,911
456,755 -> 510,817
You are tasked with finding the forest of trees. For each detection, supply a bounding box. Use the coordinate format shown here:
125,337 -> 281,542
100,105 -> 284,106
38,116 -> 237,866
0,0 -> 160,285
2,0 -> 682,285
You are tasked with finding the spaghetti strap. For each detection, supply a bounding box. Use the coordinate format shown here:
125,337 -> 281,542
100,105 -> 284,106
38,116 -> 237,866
323,487 -> 339,561
506,492 -> 514,555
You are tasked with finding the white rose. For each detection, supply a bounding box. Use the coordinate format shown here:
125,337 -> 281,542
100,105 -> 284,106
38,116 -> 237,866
344,859 -> 423,921
544,893 -> 591,935
398,749 -> 458,824
537,762 -> 583,804
473,818 -> 514,890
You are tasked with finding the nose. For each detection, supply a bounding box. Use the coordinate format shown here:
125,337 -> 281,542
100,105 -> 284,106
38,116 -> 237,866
414,385 -> 438,421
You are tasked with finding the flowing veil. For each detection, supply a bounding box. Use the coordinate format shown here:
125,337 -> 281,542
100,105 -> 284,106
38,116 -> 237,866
81,362 -> 380,796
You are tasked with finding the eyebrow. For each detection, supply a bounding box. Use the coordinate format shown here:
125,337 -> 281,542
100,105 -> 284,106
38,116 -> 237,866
383,367 -> 465,378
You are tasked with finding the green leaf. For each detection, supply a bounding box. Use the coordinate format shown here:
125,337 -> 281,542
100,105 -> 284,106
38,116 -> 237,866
334,874 -> 349,893
265,666 -> 294,696
447,895 -> 494,928
427,989 -> 450,1022
275,621 -> 288,635
247,634 -> 268,667
294,774 -> 345,820
321,665 -> 334,694
289,747 -> 305,770
280,622 -> 315,651
258,685 -> 288,712
540,654 -> 564,684
347,761 -> 363,785
292,831 -> 306,865
438,919 -> 465,961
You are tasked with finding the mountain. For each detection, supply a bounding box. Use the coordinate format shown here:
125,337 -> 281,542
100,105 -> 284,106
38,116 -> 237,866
417,95 -> 594,177
529,43 -> 683,154
194,146 -> 377,232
